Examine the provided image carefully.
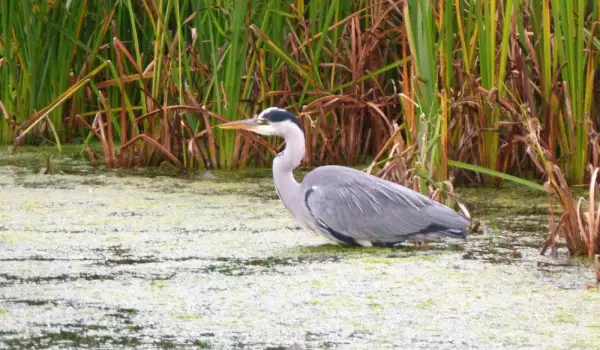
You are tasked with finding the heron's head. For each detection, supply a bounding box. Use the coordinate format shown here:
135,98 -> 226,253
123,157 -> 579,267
218,107 -> 303,137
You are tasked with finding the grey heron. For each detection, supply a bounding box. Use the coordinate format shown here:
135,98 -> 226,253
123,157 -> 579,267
219,107 -> 470,247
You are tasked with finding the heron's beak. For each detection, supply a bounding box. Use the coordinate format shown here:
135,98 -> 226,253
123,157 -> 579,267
218,118 -> 259,130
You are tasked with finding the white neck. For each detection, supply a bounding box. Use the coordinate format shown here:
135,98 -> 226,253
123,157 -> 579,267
272,123 -> 305,205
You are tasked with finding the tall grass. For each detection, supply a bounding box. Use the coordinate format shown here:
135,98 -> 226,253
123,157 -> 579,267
0,0 -> 90,143
551,0 -> 595,185
475,0 -> 498,175
403,0 -> 443,188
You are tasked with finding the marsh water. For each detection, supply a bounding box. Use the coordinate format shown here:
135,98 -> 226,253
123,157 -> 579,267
0,146 -> 599,349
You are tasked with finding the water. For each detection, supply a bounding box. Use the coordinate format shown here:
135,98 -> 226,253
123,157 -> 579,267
1,146 -> 599,349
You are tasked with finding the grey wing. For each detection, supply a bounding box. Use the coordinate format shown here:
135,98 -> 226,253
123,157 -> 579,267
302,166 -> 470,243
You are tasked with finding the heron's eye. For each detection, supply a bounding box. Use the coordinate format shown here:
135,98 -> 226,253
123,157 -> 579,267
257,118 -> 268,125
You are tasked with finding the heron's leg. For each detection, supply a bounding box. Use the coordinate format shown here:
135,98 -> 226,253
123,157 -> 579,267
371,240 -> 403,248
407,239 -> 428,248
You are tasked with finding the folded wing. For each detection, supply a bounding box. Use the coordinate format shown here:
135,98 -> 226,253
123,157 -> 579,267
302,166 -> 470,243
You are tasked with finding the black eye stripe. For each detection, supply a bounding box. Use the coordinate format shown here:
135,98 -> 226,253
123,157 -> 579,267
260,109 -> 304,133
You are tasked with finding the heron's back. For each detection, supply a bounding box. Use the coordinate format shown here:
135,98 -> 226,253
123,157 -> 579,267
299,165 -> 470,245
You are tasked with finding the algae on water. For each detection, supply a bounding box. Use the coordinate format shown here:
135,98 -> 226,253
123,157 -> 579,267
0,146 -> 599,349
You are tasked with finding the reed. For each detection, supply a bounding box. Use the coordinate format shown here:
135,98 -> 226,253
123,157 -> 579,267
403,0 -> 441,187
0,0 -> 88,143
551,0 -> 595,185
